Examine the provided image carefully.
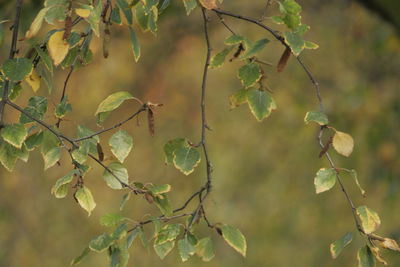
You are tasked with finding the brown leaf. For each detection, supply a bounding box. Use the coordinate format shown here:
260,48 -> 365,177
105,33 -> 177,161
199,0 -> 218,9
277,47 -> 291,72
147,108 -> 155,137
97,143 -> 104,162
380,238 -> 400,252
371,246 -> 388,265
230,43 -> 245,62
144,192 -> 154,204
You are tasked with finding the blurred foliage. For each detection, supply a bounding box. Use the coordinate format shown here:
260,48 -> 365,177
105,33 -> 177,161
0,0 -> 399,266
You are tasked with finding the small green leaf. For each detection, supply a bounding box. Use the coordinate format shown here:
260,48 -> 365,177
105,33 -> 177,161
148,184 -> 171,195
154,194 -> 173,216
238,63 -> 262,88
229,89 -> 248,110
110,7 -> 122,25
19,96 -> 48,124
116,0 -> 133,25
129,27 -> 140,62
271,16 -> 284,25
246,89 -> 277,121
155,224 -> 181,245
304,111 -> 329,125
240,39 -> 269,59
210,47 -> 233,68
44,0 -> 68,24
221,224 -> 247,257
356,206 -> 381,234
305,41 -> 319,49
120,193 -> 131,211
44,146 -> 61,170
154,240 -> 175,259
103,162 -> 129,190
34,45 -> 53,74
0,140 -> 20,171
25,131 -> 44,151
224,35 -> 245,46
178,236 -> 196,262
284,31 -> 305,56
99,214 -> 125,227
126,227 -> 142,248
195,237 -> 215,262
0,124 -> 28,148
111,223 -> 128,240
70,247 -> 90,265
332,130 -> 354,157
55,95 -> 72,118
51,170 -> 77,198
164,138 -> 188,165
330,232 -> 353,259
357,246 -> 376,267
314,168 -> 337,194
135,4 -> 149,31
109,130 -> 133,163
89,233 -> 113,252
183,0 -> 197,15
95,91 -> 133,122
173,146 -> 201,175
2,58 -> 33,82
75,186 -> 96,216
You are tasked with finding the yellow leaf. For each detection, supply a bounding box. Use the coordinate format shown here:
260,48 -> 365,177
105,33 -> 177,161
25,8 -> 49,40
199,0 -> 218,9
48,31 -> 70,66
25,69 -> 41,92
380,238 -> 400,252
370,246 -> 387,265
332,130 -> 354,157
75,8 -> 91,18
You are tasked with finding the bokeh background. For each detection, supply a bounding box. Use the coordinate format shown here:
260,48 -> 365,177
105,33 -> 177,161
0,0 -> 399,266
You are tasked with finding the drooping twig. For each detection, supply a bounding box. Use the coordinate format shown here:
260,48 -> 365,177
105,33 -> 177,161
0,0 -> 23,127
55,66 -> 74,128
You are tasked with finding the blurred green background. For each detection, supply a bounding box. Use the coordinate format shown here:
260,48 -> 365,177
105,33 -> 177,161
0,0 -> 399,266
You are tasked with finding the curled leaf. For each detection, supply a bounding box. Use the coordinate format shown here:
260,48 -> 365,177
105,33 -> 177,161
277,47 -> 291,72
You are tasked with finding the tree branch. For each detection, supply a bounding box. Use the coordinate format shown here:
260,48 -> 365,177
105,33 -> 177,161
0,0 -> 23,127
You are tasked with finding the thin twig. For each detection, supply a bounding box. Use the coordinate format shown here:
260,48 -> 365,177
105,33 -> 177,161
56,66 -> 74,128
0,0 -> 23,127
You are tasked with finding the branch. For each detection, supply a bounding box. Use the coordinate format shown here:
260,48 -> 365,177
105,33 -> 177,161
214,8 -> 364,235
0,0 -> 23,127
55,66 -> 74,128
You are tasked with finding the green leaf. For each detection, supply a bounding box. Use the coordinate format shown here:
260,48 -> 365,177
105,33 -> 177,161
314,168 -> 336,194
75,186 -> 96,216
246,89 -> 277,121
148,184 -> 171,195
51,170 -> 77,198
284,31 -> 305,56
34,46 -> 53,74
126,227 -> 142,248
109,130 -> 133,163
55,95 -> 72,118
278,0 -> 302,30
357,246 -> 376,267
86,1 -> 102,37
89,233 -> 113,252
95,91 -> 133,123
148,6 -> 159,34
44,0 -> 68,24
129,27 -> 141,62
70,247 -> 90,265
343,169 -> 366,197
224,35 -> 245,46
0,140 -> 20,171
173,146 -> 201,175
154,240 -> 175,260
135,4 -> 149,31
229,89 -> 248,110
2,58 -> 33,82
183,0 -> 197,15
195,237 -> 215,262
117,0 -> 133,25
332,130 -> 354,157
44,146 -> 61,170
100,214 -> 125,227
271,16 -> 284,25
25,131 -> 44,151
164,138 -> 188,165
103,162 -> 129,189
356,206 -> 381,234
110,7 -> 122,25
304,111 -> 329,125
330,232 -> 353,259
305,41 -> 319,49
155,224 -> 181,245
221,224 -> 247,257
238,63 -> 261,88
111,223 -> 128,240
240,39 -> 269,59
0,124 -> 28,148
178,236 -> 196,262
210,47 -> 233,68
109,243 -> 130,267
120,193 -> 131,211
19,96 -> 48,124
154,194 -> 173,216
